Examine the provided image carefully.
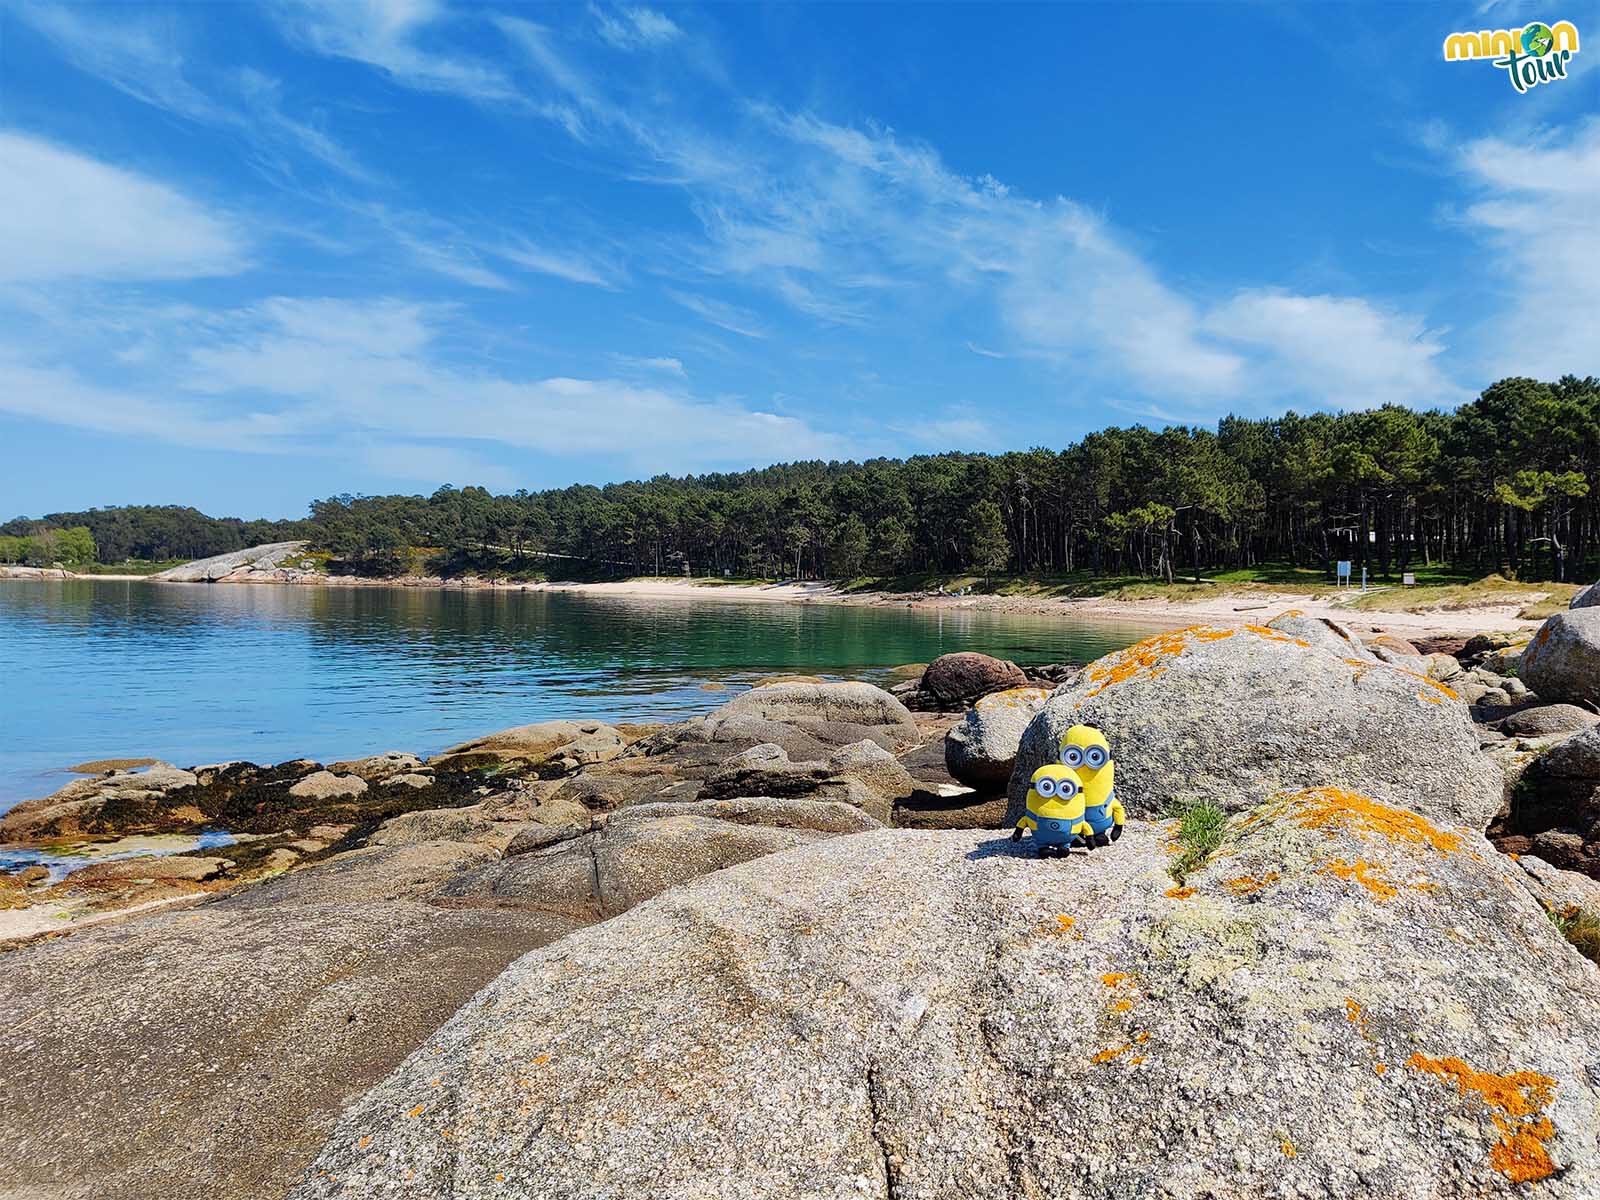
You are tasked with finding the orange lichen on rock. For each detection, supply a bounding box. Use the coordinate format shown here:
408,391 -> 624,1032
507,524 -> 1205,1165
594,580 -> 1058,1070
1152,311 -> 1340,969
1101,972 -> 1129,987
1164,885 -> 1195,899
1277,788 -> 1464,855
1222,871 -> 1279,896
1081,626 -> 1237,697
406,1104 -> 425,1119
1407,1053 -> 1558,1184
1111,999 -> 1134,1013
1279,1139 -> 1297,1158
1244,623 -> 1311,648
1321,858 -> 1399,901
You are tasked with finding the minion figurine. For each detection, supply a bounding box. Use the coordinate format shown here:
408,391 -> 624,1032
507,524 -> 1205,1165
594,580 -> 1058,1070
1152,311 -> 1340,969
1059,724 -> 1124,849
1011,763 -> 1091,858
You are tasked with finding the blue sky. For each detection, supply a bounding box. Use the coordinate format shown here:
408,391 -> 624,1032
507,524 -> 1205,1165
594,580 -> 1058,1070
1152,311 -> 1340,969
0,1 -> 1596,519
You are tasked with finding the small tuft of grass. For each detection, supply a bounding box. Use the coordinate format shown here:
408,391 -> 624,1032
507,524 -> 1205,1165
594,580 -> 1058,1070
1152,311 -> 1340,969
1166,795 -> 1230,882
1548,906 -> 1600,966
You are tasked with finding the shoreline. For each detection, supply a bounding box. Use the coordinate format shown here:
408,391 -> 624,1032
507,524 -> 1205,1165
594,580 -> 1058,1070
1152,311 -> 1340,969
3,566 -> 1545,637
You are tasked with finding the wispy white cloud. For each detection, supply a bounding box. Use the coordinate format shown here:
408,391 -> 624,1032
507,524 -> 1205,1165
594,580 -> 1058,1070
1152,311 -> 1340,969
666,290 -> 769,339
10,2 -> 226,122
0,131 -> 247,284
593,5 -> 682,51
275,0 -> 517,103
498,238 -> 623,289
0,297 -> 850,471
966,342 -> 1007,359
13,4 -> 376,185
1453,117 -> 1600,376
612,354 -> 687,376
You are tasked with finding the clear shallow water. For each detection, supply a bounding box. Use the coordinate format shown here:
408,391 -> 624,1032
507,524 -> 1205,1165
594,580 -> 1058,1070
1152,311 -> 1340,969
0,580 -> 1162,811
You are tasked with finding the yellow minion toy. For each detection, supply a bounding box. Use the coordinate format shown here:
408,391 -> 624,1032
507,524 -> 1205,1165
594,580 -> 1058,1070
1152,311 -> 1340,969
1011,763 -> 1090,858
1059,724 -> 1124,849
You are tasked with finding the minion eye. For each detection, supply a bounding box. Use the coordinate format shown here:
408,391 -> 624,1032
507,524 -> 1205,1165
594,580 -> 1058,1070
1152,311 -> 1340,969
1060,746 -> 1084,767
1035,776 -> 1057,798
1057,776 -> 1080,800
1085,747 -> 1108,768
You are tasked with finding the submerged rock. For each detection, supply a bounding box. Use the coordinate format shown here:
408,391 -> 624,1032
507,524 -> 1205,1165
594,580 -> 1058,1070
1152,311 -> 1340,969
1007,625 -> 1500,829
292,790 -> 1600,1199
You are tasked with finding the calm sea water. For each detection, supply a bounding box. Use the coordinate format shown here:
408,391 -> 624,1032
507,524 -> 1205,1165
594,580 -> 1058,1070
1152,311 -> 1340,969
0,580 -> 1162,811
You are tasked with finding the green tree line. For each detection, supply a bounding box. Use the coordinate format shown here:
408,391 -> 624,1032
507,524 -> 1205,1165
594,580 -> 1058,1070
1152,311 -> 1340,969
8,376 -> 1598,582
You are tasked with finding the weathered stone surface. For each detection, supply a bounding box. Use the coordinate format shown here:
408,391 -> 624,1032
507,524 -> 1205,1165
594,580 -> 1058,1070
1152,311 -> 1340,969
1425,652 -> 1464,682
366,804 -> 511,849
1499,704 -> 1600,740
1367,633 -> 1422,658
286,770 -> 368,800
1265,610 -> 1376,661
1513,726 -> 1600,842
1522,611 -> 1600,706
326,751 -> 426,782
1515,853 -> 1600,914
0,892 -> 577,1200
704,682 -> 919,749
150,541 -> 308,583
696,741 -> 914,823
1570,581 -> 1600,609
294,791 -> 1600,1200
892,788 -> 1007,830
60,854 -> 231,885
429,720 -> 624,774
0,764 -> 200,842
944,686 -> 1052,788
1006,625 -> 1499,829
444,798 -> 878,921
920,652 -> 1029,707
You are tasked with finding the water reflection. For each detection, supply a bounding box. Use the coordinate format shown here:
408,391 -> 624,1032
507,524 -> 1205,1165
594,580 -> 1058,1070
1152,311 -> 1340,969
0,580 -> 1162,809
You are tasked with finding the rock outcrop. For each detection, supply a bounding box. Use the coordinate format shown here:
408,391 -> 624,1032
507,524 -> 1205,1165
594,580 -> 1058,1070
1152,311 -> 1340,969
1006,625 -> 1500,829
0,764 -> 202,841
440,797 -> 881,921
293,790 -> 1600,1199
944,685 -> 1052,788
429,719 -> 625,775
1521,610 -> 1600,706
919,652 -> 1029,708
150,541 -> 309,583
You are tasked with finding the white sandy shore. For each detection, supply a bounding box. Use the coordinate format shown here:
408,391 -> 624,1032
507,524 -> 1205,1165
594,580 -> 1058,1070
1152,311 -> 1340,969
524,577 -> 1540,639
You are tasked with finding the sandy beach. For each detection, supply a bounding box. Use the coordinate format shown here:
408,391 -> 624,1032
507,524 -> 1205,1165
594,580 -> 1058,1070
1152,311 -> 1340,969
524,577 -> 1543,638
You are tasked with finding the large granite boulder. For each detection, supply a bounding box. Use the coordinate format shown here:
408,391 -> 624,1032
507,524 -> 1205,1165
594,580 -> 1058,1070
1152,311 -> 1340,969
429,719 -> 624,775
1512,726 -> 1600,841
293,790 -> 1600,1199
1499,704 -> 1600,741
1570,581 -> 1600,609
704,681 -> 919,749
1521,611 -> 1600,706
945,686 -> 1052,788
1006,625 -> 1499,829
920,652 -> 1029,708
150,541 -> 308,582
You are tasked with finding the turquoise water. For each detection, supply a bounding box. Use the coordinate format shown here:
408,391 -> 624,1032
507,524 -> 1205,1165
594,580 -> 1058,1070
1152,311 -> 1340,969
0,580 -> 1162,810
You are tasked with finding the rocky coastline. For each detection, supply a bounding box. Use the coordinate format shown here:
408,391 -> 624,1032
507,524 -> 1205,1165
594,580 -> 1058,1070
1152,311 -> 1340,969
4,606 -> 1600,1197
